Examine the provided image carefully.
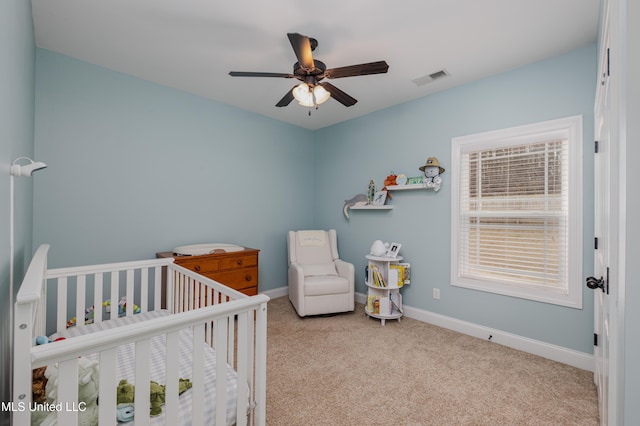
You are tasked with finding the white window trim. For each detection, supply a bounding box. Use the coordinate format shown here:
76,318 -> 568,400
451,116 -> 583,308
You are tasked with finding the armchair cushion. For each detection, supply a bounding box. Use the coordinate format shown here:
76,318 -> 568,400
304,275 -> 350,296
303,263 -> 338,277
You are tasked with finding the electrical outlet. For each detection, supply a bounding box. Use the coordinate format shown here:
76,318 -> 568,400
433,288 -> 440,299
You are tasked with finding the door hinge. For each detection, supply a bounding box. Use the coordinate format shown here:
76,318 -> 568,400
595,140 -> 599,153
594,333 -> 598,346
595,237 -> 599,250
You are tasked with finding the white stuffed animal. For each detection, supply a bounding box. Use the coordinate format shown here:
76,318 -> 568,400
43,357 -> 100,426
419,157 -> 445,192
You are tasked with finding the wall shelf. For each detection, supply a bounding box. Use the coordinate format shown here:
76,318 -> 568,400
349,205 -> 393,210
385,184 -> 429,191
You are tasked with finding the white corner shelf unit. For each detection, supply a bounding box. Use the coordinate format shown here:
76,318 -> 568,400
364,254 -> 406,326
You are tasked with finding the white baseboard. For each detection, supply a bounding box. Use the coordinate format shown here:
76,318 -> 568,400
355,292 -> 594,371
261,286 -> 289,300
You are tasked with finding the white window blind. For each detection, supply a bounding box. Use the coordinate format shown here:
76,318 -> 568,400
460,140 -> 568,291
451,116 -> 582,308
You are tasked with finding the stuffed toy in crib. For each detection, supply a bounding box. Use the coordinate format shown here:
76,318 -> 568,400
34,357 -> 100,426
66,297 -> 141,328
116,378 -> 193,422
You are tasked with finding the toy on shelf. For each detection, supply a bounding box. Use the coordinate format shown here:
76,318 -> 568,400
343,194 -> 368,219
419,157 -> 445,192
381,172 -> 397,198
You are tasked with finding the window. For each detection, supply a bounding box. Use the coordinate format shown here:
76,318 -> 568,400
451,116 -> 583,308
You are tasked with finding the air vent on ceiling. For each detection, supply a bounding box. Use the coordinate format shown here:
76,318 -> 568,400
412,69 -> 450,86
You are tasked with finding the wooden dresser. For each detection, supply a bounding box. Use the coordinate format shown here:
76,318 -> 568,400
157,248 -> 259,296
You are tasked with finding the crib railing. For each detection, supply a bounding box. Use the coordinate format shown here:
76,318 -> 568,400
13,245 -> 268,426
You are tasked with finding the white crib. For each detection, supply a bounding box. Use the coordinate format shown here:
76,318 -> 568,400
13,244 -> 268,425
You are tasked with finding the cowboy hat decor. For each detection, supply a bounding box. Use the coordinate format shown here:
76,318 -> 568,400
419,157 -> 445,192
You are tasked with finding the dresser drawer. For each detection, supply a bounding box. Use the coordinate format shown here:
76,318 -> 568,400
175,257 -> 220,274
205,268 -> 257,291
219,254 -> 257,270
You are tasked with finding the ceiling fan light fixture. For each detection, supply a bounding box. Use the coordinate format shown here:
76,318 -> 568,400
313,85 -> 330,104
293,83 -> 330,107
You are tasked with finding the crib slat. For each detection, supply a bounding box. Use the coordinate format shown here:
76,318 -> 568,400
110,271 -> 119,320
191,323 -> 205,425
228,314 -> 235,361
125,269 -> 134,317
76,275 -> 86,328
35,280 -> 47,338
93,273 -> 103,323
56,358 -> 79,425
254,302 -> 268,426
164,331 -> 180,424
134,339 -> 151,426
215,317 -> 229,426
178,274 -> 184,312
141,267 -> 149,313
246,307 -> 256,399
56,277 -> 67,332
154,265 -> 163,310
236,311 -> 249,426
193,279 -> 200,309
98,348 -> 117,424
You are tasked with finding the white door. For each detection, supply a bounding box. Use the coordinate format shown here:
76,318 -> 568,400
591,12 -> 611,424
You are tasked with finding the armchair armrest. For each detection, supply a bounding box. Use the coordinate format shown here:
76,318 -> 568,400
288,262 -> 305,307
334,259 -> 355,289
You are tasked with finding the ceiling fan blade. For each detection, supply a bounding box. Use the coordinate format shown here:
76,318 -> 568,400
229,71 -> 295,78
319,82 -> 357,107
287,33 -> 315,71
276,87 -> 296,107
323,61 -> 389,79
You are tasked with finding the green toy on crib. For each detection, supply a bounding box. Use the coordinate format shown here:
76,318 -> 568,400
66,297 -> 141,328
116,378 -> 193,422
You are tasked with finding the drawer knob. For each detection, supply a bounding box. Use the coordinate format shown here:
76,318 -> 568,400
245,275 -> 252,281
237,259 -> 244,266
194,265 -> 201,272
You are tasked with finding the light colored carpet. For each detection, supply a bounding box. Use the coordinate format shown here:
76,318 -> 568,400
265,296 -> 599,425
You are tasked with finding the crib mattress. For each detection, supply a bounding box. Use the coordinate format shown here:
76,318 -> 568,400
51,310 -> 242,425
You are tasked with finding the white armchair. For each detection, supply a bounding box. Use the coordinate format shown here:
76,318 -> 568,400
287,229 -> 355,317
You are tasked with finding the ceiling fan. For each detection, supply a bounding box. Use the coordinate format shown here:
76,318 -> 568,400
229,33 -> 389,109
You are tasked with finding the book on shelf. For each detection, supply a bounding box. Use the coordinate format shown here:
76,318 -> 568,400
378,297 -> 392,316
367,295 -> 376,312
373,298 -> 380,314
396,262 -> 411,285
369,264 -> 386,287
387,268 -> 399,287
390,292 -> 403,313
389,264 -> 404,287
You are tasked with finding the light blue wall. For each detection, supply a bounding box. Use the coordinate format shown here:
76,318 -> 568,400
32,45 -> 596,356
33,49 -> 315,292
0,0 -> 36,422
314,44 -> 596,354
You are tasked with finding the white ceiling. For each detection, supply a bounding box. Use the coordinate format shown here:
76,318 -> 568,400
31,0 -> 600,131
